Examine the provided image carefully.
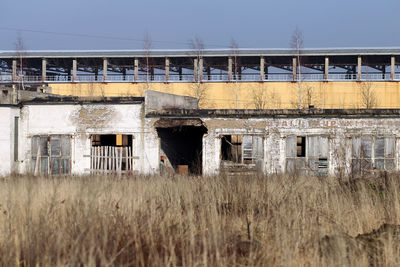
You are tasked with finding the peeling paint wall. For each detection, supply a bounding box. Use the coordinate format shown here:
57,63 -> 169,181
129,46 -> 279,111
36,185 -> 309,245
16,103 -> 154,175
202,117 -> 400,175
4,100 -> 400,177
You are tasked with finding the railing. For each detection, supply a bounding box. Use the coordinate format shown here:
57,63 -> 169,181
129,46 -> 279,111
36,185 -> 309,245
1,72 -> 400,83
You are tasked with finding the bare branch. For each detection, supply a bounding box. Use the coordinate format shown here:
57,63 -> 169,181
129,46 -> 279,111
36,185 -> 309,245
359,81 -> 377,109
143,31 -> 152,89
231,38 -> 239,108
290,27 -> 304,109
290,27 -> 304,53
14,32 -> 26,91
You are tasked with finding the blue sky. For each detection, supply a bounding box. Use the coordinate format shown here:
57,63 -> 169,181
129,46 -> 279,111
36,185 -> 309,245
1,0 -> 399,50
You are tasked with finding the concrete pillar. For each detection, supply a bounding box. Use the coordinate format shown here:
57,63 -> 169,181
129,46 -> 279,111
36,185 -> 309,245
165,57 -> 170,81
260,57 -> 265,81
103,58 -> 108,81
150,67 -> 154,81
391,56 -> 395,80
72,59 -> 77,82
134,59 -> 139,81
357,56 -> 362,80
292,57 -> 297,81
42,58 -> 47,82
324,57 -> 329,80
194,58 -> 198,81
12,59 -> 17,82
198,57 -> 203,81
178,67 -> 182,81
228,57 -> 232,81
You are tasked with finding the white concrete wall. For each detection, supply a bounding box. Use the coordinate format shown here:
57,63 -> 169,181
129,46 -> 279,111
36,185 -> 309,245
0,107 -> 20,176
18,103 -> 155,175
202,117 -> 400,175
0,107 -> 12,175
7,102 -> 400,176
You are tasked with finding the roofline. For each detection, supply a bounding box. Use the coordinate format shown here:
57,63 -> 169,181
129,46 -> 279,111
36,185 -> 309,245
146,108 -> 400,118
2,47 -> 400,58
20,96 -> 145,105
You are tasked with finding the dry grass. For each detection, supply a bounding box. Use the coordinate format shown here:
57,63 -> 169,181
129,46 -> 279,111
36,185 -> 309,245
1,173 -> 400,266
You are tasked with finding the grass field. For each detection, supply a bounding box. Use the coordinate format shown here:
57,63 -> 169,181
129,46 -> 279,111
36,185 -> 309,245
1,173 -> 400,266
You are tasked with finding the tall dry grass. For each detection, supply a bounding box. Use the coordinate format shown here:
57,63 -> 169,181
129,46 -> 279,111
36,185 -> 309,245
0,173 -> 400,266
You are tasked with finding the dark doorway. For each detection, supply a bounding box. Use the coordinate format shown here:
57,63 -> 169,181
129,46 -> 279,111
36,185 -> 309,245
157,125 -> 207,175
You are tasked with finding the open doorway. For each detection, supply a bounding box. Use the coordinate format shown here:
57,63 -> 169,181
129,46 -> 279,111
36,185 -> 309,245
157,124 -> 207,175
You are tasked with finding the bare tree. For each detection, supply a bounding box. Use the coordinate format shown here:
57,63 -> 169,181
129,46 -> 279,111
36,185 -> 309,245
304,85 -> 314,108
189,37 -> 207,106
143,31 -> 152,91
231,38 -> 239,109
359,81 -> 377,108
291,27 -> 304,109
251,83 -> 269,109
15,33 -> 26,91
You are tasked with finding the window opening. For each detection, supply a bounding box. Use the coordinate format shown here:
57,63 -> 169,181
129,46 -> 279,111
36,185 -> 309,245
31,135 -> 71,175
90,134 -> 134,174
286,135 -> 328,175
352,136 -> 395,173
221,135 -> 242,163
220,135 -> 264,173
297,136 -> 306,157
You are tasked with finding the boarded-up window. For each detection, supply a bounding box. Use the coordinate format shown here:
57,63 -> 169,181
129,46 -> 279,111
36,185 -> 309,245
286,135 -> 328,175
352,136 -> 395,173
32,135 -> 71,175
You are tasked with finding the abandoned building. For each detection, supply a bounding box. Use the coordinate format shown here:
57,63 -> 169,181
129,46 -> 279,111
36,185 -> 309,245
0,89 -> 400,177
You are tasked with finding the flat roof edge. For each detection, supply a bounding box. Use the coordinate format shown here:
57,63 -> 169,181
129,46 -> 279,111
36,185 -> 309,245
146,109 -> 400,118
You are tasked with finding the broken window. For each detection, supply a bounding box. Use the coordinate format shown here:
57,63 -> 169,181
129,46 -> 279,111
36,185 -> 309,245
221,135 -> 264,171
352,136 -> 395,173
286,135 -> 328,175
31,135 -> 71,175
297,136 -> 306,157
221,135 -> 242,163
90,134 -> 135,174
91,134 -> 132,147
